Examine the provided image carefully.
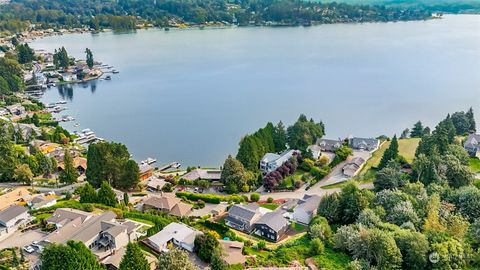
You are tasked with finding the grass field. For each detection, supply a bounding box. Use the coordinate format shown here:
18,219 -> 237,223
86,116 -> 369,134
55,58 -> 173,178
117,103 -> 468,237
259,203 -> 280,210
470,157 -> 480,173
358,138 -> 420,179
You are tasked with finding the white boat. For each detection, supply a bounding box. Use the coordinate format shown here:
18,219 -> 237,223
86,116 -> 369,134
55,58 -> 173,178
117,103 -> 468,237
141,158 -> 157,165
171,162 -> 181,169
56,100 -> 67,104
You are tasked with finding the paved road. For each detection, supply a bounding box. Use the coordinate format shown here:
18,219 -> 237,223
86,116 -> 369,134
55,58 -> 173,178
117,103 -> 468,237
259,183 -> 373,201
0,182 -> 86,194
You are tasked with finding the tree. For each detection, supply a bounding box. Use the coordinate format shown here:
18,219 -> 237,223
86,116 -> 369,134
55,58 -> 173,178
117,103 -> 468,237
16,43 -> 35,64
118,159 -> 140,189
309,216 -> 332,241
79,183 -> 97,203
356,209 -> 381,228
14,164 -> 33,185
210,250 -> 227,270
287,114 -> 325,152
373,162 -> 406,191
466,107 -> 476,133
123,192 -> 129,206
250,193 -> 260,202
220,155 -> 248,193
335,146 -> 352,161
40,241 -> 104,270
400,128 -> 409,139
97,181 -> 118,207
157,248 -> 197,270
85,48 -> 94,69
378,135 -> 399,169
59,149 -> 77,184
318,192 -> 341,224
0,126 -> 18,181
194,232 -> 219,263
339,181 -> 373,224
429,238 -> 466,270
410,121 -> 424,138
119,243 -> 149,270
273,121 -> 287,152
53,47 -> 70,69
310,238 -> 325,256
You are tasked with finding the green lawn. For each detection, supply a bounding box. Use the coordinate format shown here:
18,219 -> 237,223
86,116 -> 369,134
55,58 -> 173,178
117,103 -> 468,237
321,178 -> 372,190
469,158 -> 480,173
259,203 -> 280,210
291,222 -> 308,232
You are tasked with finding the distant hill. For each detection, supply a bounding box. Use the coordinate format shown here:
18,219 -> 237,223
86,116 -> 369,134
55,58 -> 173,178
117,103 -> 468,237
315,0 -> 480,12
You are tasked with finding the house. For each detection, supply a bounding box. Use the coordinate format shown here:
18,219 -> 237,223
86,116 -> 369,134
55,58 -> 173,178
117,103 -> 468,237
219,240 -> 246,265
14,123 -> 40,141
260,150 -> 299,173
349,137 -> 380,152
464,134 -> 480,158
139,164 -> 154,181
30,195 -> 57,210
0,187 -> 33,211
142,194 -> 192,217
146,176 -> 167,191
44,209 -> 137,252
58,157 -> 87,175
292,195 -> 321,225
342,157 -> 366,177
181,169 -> 222,181
46,208 -> 91,228
225,204 -> 263,233
307,144 -> 322,159
102,246 -> 156,270
0,205 -> 30,234
315,138 -> 343,152
146,222 -> 202,253
253,211 -> 289,242
5,104 -> 26,116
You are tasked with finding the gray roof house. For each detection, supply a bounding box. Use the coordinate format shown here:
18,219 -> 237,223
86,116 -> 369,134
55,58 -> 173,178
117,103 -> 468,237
349,137 -> 380,152
260,150 -> 299,173
225,204 -> 263,233
181,169 -> 222,181
253,211 -> 289,242
292,195 -> 321,225
464,134 -> 480,158
315,138 -> 343,152
5,104 -> 26,117
342,157 -> 366,177
0,205 -> 30,234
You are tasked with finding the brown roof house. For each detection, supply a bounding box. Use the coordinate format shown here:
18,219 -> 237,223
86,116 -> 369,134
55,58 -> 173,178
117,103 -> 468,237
219,240 -> 246,266
142,194 -> 192,218
181,169 -> 221,181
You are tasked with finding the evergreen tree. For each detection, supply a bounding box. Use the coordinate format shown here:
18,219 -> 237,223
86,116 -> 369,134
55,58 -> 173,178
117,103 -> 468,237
59,149 -> 77,184
85,48 -> 94,69
16,43 -> 35,64
378,135 -> 399,169
210,251 -> 227,270
123,192 -> 129,206
117,160 -> 139,189
410,121 -> 424,138
220,155 -> 248,193
287,114 -> 325,152
79,182 -> 97,203
53,47 -> 70,69
236,136 -> 259,171
119,243 -> 149,270
273,121 -> 287,152
466,107 -> 476,133
40,241 -> 104,270
97,181 -> 118,207
194,232 -> 219,263
157,248 -> 197,270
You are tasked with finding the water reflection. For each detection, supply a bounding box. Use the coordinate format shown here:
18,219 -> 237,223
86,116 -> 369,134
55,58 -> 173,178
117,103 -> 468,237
57,84 -> 74,101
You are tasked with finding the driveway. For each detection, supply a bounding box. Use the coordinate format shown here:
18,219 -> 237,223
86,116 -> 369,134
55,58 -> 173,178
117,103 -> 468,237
0,229 -> 47,249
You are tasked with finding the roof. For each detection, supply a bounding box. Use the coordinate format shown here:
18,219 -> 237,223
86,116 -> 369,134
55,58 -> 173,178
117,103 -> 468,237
219,240 -> 246,265
182,169 -> 222,181
349,157 -> 365,166
139,164 -> 153,174
296,194 -> 321,214
261,150 -> 299,167
143,195 -> 181,211
349,137 -> 380,149
46,208 -> 91,225
0,187 -> 33,210
315,138 -> 343,152
0,205 -> 28,224
147,222 -> 202,249
255,211 -> 288,232
31,196 -> 56,208
170,203 -> 192,217
147,177 -> 166,189
260,153 -> 281,163
465,134 -> 480,149
58,157 -> 87,170
227,204 -> 260,222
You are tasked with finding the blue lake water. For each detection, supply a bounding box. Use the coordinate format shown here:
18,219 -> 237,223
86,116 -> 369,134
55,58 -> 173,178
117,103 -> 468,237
31,15 -> 480,167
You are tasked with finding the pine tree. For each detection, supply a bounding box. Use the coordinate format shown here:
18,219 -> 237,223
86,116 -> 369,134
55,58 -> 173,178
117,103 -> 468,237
85,48 -> 94,69
59,149 -> 77,184
119,243 -> 149,270
97,181 -> 118,207
273,121 -> 287,152
79,183 -> 97,203
123,192 -> 129,206
410,121 -> 424,138
466,107 -> 476,133
379,135 -> 399,169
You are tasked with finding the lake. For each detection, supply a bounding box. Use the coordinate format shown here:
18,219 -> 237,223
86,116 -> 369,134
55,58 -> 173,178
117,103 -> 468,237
31,15 -> 480,167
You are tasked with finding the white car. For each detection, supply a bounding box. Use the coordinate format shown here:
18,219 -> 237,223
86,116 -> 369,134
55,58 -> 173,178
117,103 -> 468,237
23,246 -> 35,254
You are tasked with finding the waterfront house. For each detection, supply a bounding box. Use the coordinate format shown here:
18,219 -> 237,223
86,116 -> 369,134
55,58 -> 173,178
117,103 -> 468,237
142,194 -> 192,218
306,144 -> 322,159
349,137 -> 380,152
58,157 -> 87,175
292,194 -> 321,225
219,240 -> 246,265
260,150 -> 300,173
315,138 -> 343,153
181,169 -> 222,182
0,205 -> 30,235
146,222 -> 202,253
464,134 -> 480,158
342,157 -> 366,177
253,211 -> 289,242
139,164 -> 154,181
14,123 -> 40,141
5,104 -> 26,117
225,204 -> 263,233
146,176 -> 167,191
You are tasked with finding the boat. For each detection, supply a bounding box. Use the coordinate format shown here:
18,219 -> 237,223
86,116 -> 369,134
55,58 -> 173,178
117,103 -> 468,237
105,75 -> 111,80
112,70 -> 119,74
56,100 -> 67,104
74,123 -> 80,127
171,162 -> 181,169
141,158 -> 157,165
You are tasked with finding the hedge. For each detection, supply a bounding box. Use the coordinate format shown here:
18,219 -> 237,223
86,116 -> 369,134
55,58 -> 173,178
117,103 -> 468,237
175,192 -> 245,204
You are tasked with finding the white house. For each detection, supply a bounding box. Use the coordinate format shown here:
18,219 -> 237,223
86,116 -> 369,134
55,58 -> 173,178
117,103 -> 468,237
292,195 -> 321,225
0,205 -> 30,234
146,222 -> 202,253
260,150 -> 299,173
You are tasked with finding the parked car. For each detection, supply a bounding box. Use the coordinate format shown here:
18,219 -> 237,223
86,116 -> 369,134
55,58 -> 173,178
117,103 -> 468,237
23,246 -> 35,253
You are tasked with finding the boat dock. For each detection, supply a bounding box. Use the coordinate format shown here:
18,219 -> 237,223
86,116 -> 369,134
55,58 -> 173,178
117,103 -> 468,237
158,162 -> 181,172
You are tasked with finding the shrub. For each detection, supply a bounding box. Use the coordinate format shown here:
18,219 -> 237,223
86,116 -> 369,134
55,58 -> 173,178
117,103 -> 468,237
250,193 -> 260,202
300,159 -> 315,171
310,238 -> 325,256
267,197 -> 274,203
